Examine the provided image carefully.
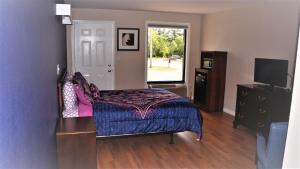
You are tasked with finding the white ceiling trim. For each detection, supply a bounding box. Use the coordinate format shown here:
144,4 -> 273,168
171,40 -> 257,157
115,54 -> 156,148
67,0 -> 279,14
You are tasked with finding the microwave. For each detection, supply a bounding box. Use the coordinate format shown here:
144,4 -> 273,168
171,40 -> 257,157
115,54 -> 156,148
202,58 -> 214,69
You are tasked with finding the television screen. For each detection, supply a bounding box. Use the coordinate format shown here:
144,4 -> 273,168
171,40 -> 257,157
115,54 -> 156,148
254,58 -> 288,87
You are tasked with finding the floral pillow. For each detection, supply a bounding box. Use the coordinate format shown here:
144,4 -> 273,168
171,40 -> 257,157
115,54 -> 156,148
89,83 -> 101,101
62,81 -> 78,118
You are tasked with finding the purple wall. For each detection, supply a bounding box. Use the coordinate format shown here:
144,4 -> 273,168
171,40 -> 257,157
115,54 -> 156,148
0,0 -> 66,168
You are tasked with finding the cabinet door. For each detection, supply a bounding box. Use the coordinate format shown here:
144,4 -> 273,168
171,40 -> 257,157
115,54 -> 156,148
194,72 -> 207,104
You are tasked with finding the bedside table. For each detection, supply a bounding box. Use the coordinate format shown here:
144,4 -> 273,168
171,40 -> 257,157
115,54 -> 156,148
56,117 -> 97,169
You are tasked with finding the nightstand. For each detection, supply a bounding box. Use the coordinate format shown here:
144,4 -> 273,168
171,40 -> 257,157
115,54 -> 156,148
56,117 -> 97,169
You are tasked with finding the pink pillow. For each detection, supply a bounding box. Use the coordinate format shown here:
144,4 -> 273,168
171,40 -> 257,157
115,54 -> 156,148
74,84 -> 93,117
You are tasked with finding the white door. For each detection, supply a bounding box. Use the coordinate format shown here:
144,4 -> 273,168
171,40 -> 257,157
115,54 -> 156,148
74,21 -> 114,90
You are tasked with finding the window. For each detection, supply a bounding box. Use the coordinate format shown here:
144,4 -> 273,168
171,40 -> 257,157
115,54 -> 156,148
147,25 -> 187,83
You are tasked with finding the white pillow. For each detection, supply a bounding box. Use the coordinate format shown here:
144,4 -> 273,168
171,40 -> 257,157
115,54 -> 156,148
62,81 -> 78,118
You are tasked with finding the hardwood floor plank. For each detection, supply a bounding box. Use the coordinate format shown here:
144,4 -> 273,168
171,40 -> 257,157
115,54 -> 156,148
97,112 -> 256,169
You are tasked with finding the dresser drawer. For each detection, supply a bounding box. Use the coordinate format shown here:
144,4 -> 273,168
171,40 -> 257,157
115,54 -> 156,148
237,87 -> 250,100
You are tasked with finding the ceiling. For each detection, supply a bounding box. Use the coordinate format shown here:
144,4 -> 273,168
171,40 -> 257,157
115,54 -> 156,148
67,0 -> 270,14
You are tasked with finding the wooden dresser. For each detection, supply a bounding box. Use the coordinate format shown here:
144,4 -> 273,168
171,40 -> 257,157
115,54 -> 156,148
233,84 -> 291,137
56,117 -> 97,169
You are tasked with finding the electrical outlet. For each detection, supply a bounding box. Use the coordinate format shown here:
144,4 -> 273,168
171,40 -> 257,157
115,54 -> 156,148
57,64 -> 60,75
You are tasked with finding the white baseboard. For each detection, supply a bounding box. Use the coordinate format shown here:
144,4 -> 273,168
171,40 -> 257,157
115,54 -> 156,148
223,107 -> 235,116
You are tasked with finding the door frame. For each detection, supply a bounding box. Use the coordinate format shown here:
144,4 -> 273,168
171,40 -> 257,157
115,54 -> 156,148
72,20 -> 116,89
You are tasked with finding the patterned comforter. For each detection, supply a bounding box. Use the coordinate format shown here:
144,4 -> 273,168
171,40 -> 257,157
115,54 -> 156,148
93,88 -> 202,138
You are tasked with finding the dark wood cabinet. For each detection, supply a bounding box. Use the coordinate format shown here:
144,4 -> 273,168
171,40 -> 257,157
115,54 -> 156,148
234,84 -> 291,136
56,117 -> 97,169
194,51 -> 227,112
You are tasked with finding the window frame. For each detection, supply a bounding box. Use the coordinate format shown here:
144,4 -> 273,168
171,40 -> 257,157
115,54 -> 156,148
146,26 -> 187,84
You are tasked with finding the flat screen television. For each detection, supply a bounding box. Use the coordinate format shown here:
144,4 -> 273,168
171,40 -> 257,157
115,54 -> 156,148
254,58 -> 288,88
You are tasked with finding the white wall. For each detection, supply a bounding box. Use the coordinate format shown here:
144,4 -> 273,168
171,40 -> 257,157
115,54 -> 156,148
201,2 -> 300,115
283,26 -> 300,168
67,9 -> 202,97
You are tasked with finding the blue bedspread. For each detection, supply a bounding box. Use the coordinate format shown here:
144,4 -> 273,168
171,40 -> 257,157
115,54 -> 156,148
93,89 -> 202,138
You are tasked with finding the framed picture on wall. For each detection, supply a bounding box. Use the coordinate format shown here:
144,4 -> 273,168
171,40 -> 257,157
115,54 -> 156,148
117,28 -> 139,51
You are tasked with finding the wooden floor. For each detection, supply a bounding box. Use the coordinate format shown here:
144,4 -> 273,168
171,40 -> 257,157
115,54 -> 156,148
97,112 -> 256,169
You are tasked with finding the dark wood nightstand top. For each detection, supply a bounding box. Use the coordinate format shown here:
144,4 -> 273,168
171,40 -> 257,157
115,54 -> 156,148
56,117 -> 96,135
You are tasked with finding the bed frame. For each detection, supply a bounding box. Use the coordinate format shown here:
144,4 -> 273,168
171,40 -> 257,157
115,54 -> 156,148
57,69 -> 176,144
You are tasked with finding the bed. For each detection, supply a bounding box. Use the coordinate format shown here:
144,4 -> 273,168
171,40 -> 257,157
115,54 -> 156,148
57,70 -> 203,143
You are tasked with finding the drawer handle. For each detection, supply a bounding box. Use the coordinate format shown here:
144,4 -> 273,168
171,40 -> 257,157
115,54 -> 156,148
238,113 -> 244,119
239,101 -> 245,107
241,91 -> 248,97
259,108 -> 267,114
257,122 -> 265,128
258,96 -> 266,102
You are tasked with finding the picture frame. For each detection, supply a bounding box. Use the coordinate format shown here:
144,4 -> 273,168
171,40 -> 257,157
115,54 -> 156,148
117,28 -> 139,51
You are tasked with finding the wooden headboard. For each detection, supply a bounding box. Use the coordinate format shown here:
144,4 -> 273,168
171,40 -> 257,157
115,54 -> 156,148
57,69 -> 67,117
